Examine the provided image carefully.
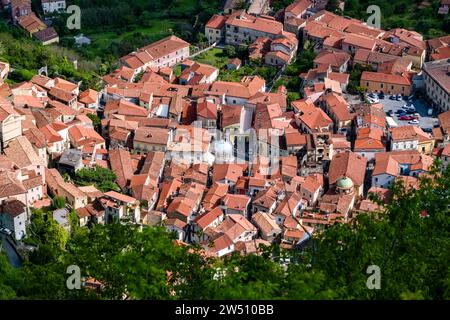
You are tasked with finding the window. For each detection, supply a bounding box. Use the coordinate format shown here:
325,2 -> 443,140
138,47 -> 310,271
380,83 -> 384,88
366,82 -> 369,87
375,177 -> 378,182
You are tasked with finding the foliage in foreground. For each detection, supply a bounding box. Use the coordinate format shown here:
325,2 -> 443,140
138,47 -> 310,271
1,165 -> 449,300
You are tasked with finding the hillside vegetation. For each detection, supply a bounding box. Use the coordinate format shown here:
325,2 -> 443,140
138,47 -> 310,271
51,0 -> 221,61
0,20 -> 102,89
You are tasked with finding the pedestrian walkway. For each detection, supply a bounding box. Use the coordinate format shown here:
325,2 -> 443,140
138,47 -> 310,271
188,42 -> 218,59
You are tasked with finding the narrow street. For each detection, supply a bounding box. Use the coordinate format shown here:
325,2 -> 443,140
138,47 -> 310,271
1,234 -> 22,268
266,64 -> 286,92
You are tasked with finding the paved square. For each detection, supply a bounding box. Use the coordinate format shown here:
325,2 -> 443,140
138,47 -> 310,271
376,95 -> 438,130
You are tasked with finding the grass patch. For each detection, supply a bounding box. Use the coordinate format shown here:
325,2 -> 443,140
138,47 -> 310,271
76,20 -> 176,59
193,48 -> 230,69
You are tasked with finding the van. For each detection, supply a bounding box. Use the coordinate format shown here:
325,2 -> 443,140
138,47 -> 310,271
386,116 -> 398,128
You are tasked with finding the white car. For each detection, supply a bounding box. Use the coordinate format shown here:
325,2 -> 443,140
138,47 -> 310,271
368,97 -> 379,104
0,227 -> 12,236
409,119 -> 420,124
403,104 -> 415,111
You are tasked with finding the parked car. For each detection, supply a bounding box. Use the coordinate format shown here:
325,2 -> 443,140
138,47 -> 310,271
422,127 -> 433,133
368,92 -> 377,98
389,95 -> 396,100
0,227 -> 12,236
378,92 -> 385,99
386,110 -> 394,116
396,94 -> 402,101
400,115 -> 414,120
368,97 -> 380,104
409,119 -> 420,124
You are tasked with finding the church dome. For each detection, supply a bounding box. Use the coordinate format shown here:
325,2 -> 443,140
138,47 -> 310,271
337,177 -> 354,190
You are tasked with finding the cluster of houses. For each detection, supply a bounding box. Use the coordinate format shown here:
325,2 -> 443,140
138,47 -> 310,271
3,0 -> 64,45
0,1 -> 449,257
206,9 -> 299,67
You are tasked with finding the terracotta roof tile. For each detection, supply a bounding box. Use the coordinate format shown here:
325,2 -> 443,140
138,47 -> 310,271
328,151 -> 367,186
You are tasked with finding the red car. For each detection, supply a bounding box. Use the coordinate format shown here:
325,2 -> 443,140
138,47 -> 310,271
399,115 -> 414,120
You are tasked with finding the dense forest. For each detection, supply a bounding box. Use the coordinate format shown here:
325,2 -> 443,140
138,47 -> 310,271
1,163 -> 449,300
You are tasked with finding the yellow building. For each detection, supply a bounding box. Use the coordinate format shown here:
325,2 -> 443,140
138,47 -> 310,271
133,127 -> 170,154
390,126 -> 435,155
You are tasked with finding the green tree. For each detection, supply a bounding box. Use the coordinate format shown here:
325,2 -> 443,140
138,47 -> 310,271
27,209 -> 69,256
74,165 -> 120,192
86,113 -> 101,131
0,253 -> 16,299
52,196 -> 66,210
326,0 -> 340,13
224,45 -> 236,58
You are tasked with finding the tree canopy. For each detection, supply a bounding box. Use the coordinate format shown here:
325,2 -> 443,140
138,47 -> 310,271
74,165 -> 120,192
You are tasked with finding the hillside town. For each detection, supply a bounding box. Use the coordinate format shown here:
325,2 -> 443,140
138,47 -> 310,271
0,0 -> 449,259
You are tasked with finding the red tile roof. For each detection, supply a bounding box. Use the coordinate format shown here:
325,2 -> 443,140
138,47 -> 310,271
206,14 -> 227,29
195,207 -> 224,229
328,151 -> 367,186
361,71 -> 411,86
109,148 -> 133,190
226,11 -> 283,35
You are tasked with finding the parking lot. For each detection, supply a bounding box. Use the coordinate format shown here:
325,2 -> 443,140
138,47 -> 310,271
375,94 -> 438,130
